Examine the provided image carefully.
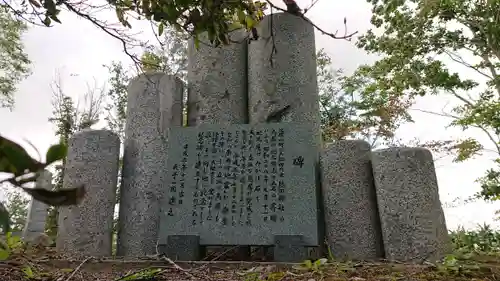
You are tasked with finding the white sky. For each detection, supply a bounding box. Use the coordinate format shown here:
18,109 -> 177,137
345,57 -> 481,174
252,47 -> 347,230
1,0 -> 499,231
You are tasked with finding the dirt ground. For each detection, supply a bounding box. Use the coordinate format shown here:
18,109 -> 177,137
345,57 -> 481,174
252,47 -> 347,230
1,248 -> 499,281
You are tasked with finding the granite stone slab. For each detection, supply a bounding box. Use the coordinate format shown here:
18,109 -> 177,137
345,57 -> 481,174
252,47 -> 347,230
371,147 -> 450,262
248,13 -> 321,149
320,140 -> 384,260
56,129 -> 120,257
158,123 -> 319,250
117,73 -> 184,256
187,30 -> 248,126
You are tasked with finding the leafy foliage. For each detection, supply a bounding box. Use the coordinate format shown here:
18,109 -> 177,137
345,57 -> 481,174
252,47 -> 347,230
104,62 -> 130,142
352,0 -> 500,199
140,27 -> 188,79
3,0 -> 357,72
293,258 -> 328,276
0,134 -> 84,207
4,0 -> 268,49
0,232 -> 24,261
1,188 -> 29,233
317,48 -> 412,146
451,224 -> 500,255
0,4 -> 31,109
477,159 -> 500,201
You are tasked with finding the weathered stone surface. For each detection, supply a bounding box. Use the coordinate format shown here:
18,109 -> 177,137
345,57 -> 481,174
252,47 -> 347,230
320,140 -> 384,260
22,170 -> 52,242
248,13 -> 322,260
187,30 -> 248,126
56,129 -> 120,257
157,123 -> 319,261
248,12 -> 321,148
117,73 -> 184,256
371,147 -> 450,262
273,235 -> 308,262
186,30 -> 251,258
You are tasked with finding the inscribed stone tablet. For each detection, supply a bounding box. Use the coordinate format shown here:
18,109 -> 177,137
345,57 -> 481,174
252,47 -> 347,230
158,123 -> 319,246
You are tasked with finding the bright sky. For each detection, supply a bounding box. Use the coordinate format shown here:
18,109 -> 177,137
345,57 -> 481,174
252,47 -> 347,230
0,0 -> 499,231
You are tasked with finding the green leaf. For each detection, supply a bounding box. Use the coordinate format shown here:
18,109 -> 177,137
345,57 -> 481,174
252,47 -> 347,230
21,185 -> 86,206
228,22 -> 243,31
193,36 -> 200,49
0,249 -> 9,261
22,266 -> 35,278
245,15 -> 256,29
7,234 -> 22,249
158,22 -> 164,36
237,9 -> 246,24
49,14 -> 61,23
0,135 -> 43,176
45,143 -> 67,165
42,16 -> 51,26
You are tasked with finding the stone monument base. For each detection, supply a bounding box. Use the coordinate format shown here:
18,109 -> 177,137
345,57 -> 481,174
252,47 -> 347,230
158,234 -> 309,262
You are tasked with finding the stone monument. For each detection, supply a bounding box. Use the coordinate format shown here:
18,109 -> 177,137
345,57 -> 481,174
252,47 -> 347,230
187,30 -> 248,126
56,129 -> 120,257
187,29 -> 251,259
52,11 -> 450,264
157,123 -> 319,262
320,140 -> 384,260
371,147 -> 450,262
117,74 -> 184,256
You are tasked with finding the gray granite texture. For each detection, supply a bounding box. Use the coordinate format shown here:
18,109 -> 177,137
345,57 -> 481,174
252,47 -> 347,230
187,30 -> 248,126
320,140 -> 384,260
186,30 -> 250,258
371,147 -> 450,262
22,170 -> 52,242
248,12 -> 321,148
56,129 -> 120,257
273,235 -> 308,262
117,73 -> 184,257
158,123 -> 319,249
159,235 -> 202,261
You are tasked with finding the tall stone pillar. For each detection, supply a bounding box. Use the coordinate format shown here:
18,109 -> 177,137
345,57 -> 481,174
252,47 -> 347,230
186,30 -> 248,126
22,170 -> 52,242
56,129 -> 120,257
320,140 -> 384,260
371,147 -> 450,262
117,73 -> 184,256
248,12 -> 321,146
186,31 -> 251,259
248,13 -> 321,259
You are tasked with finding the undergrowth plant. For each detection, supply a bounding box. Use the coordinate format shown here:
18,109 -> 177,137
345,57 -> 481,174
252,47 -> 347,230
0,232 -> 24,260
450,224 -> 500,256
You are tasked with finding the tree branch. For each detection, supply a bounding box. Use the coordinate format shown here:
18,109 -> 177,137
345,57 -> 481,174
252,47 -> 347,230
61,1 -> 145,73
303,0 -> 321,15
443,49 -> 493,79
411,107 -> 500,155
264,0 -> 357,40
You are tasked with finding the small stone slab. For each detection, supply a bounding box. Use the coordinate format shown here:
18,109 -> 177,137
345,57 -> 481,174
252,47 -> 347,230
158,123 -> 319,254
273,235 -> 308,262
158,235 -> 203,261
371,147 -> 450,262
